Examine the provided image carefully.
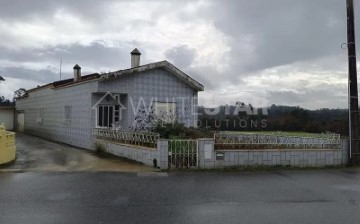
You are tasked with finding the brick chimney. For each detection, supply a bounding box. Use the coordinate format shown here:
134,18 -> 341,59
130,48 -> 141,68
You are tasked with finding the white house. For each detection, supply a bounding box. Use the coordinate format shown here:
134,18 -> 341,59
15,49 -> 204,149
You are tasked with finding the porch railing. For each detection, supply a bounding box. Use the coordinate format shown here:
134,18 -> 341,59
92,128 -> 160,148
214,132 -> 341,150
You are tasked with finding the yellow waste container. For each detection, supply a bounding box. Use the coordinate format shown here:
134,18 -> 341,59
0,123 -> 16,164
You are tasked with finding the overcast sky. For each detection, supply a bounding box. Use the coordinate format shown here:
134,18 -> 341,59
0,0 -> 359,109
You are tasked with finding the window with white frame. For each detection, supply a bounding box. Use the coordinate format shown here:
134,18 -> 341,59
97,105 -> 120,128
153,102 -> 176,123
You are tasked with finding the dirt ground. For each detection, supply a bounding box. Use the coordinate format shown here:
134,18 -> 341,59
0,133 -> 158,172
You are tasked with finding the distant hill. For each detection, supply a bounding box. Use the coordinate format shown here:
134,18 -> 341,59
198,104 -> 348,136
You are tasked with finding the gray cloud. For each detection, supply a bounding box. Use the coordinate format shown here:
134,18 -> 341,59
205,0 -> 358,73
0,0 -> 357,109
0,67 -> 61,83
267,82 -> 348,109
0,41 -> 139,73
0,0 -> 116,21
267,90 -> 305,105
165,45 -> 197,68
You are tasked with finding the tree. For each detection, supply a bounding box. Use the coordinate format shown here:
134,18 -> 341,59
13,88 -> 28,100
0,96 -> 14,106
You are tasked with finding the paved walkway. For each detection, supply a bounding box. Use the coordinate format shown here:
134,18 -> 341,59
0,133 -> 158,172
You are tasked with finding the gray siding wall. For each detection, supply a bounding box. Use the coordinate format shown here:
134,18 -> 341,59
98,68 -> 198,129
16,81 -> 98,149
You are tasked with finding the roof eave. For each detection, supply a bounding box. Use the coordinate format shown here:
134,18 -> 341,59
102,61 -> 204,91
161,61 -> 204,91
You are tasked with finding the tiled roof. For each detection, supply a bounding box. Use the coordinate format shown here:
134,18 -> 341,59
27,73 -> 100,93
103,60 -> 204,91
22,60 -> 204,96
52,73 -> 100,88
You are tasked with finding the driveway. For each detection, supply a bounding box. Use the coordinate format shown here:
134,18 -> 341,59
0,133 -> 158,172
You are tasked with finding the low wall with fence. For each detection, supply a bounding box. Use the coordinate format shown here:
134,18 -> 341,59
92,129 -> 350,170
198,139 -> 349,169
93,139 -> 169,169
92,129 -> 168,169
0,124 -> 16,165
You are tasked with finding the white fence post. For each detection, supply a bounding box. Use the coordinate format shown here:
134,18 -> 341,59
157,139 -> 169,170
197,138 -> 215,169
196,139 -> 199,168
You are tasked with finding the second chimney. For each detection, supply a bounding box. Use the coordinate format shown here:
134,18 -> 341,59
73,64 -> 81,82
130,48 -> 141,68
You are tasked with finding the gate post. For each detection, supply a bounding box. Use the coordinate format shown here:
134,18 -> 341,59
197,138 -> 215,169
157,139 -> 169,170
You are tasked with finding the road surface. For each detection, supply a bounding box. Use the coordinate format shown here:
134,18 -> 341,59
1,169 -> 360,224
1,134 -> 360,223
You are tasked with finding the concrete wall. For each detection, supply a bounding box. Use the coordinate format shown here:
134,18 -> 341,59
0,107 -> 14,130
93,139 -> 168,169
198,139 -> 349,168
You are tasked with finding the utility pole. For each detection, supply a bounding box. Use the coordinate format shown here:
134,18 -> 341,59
346,0 -> 360,165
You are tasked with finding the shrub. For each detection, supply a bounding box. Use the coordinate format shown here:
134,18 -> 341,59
95,142 -> 106,154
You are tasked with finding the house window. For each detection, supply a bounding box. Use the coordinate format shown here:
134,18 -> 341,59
98,105 -> 114,128
153,102 -> 176,123
64,106 -> 72,120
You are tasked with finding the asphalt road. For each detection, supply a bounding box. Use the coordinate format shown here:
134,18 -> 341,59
1,169 -> 360,224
